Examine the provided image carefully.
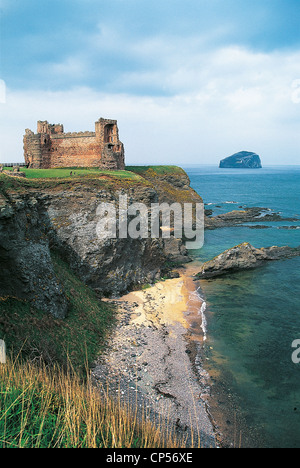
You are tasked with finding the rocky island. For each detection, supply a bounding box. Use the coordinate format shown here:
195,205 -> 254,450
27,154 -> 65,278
219,151 -> 262,169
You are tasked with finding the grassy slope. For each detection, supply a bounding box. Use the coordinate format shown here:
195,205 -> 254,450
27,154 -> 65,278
0,253 -> 116,375
0,165 -> 191,203
0,168 -> 149,196
0,357 -> 182,448
3,166 -> 140,179
126,165 -> 185,174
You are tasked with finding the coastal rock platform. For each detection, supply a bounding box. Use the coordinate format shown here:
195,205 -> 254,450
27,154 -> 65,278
196,243 -> 300,279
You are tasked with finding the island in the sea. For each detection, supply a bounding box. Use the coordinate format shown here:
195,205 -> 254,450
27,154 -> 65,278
219,151 -> 262,169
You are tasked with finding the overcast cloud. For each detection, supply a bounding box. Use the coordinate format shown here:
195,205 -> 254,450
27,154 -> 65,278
0,0 -> 300,164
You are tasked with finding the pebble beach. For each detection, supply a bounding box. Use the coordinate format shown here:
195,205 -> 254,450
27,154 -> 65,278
92,266 -> 217,448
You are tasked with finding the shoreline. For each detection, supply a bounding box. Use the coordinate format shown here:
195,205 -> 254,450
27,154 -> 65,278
198,279 -> 266,448
92,263 -> 218,448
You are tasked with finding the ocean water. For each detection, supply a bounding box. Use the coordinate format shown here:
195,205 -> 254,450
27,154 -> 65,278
183,165 -> 300,448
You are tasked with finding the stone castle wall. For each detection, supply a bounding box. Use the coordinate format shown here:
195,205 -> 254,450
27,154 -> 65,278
24,119 -> 125,170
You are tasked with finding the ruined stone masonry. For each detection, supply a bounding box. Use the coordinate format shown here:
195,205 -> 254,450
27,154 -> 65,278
23,118 -> 125,170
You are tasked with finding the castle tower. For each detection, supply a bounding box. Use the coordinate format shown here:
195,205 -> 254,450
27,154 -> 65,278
95,118 -> 125,170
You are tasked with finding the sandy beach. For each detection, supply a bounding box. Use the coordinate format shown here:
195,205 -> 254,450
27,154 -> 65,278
92,264 -> 218,448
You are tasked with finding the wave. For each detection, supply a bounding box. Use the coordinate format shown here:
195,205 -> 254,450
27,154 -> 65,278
200,301 -> 208,342
205,201 -> 237,206
195,286 -> 208,342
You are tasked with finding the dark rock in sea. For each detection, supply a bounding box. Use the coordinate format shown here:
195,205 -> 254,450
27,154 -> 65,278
204,209 -> 213,217
278,226 -> 300,230
219,151 -> 262,169
246,225 -> 272,229
204,206 -> 298,230
196,243 -> 300,279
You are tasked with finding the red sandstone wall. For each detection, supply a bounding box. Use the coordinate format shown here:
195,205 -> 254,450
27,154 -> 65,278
41,135 -> 102,168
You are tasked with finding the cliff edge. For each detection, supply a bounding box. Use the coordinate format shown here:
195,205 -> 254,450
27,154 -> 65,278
0,166 -> 202,318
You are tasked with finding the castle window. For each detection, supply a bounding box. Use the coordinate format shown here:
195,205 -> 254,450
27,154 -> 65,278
104,124 -> 114,143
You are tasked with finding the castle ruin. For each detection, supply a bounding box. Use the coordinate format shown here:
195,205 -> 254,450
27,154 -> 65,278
23,118 -> 125,170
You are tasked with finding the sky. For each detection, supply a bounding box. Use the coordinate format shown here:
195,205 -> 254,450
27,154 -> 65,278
0,0 -> 300,165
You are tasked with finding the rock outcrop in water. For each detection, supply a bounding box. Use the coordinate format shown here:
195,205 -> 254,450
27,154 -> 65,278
204,206 -> 298,230
219,151 -> 262,169
196,243 -> 300,279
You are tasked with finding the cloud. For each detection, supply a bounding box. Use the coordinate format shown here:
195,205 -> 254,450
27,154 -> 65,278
3,0 -> 300,95
0,80 -> 6,103
1,45 -> 300,166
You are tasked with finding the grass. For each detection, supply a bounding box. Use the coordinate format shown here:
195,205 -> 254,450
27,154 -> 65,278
0,171 -> 150,195
0,253 -> 116,375
0,165 -> 189,199
3,165 -> 184,177
3,167 -> 141,180
0,357 -> 183,448
126,165 -> 185,174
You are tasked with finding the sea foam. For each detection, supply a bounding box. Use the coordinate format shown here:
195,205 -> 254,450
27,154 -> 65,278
196,287 -> 208,342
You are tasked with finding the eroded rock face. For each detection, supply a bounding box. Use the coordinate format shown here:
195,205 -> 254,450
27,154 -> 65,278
45,186 -> 163,296
219,151 -> 262,169
44,181 -> 194,296
0,168 -> 201,315
0,193 -> 69,318
196,243 -> 300,279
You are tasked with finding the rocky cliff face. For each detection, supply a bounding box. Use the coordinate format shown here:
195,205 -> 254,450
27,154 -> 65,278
0,168 -> 202,318
0,191 -> 68,318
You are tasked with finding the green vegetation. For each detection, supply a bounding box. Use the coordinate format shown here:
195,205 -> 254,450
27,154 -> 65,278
0,253 -> 116,375
0,165 -> 188,197
0,358 -> 181,448
2,165 -> 185,181
3,167 -> 141,180
0,169 -> 150,194
126,165 -> 185,175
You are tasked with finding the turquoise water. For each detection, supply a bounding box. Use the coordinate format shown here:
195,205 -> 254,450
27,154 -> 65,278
183,165 -> 300,448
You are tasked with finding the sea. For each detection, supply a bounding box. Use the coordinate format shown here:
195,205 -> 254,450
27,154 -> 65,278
182,165 -> 300,448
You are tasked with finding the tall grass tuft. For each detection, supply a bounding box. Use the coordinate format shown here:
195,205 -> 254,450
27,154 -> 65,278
0,357 -> 185,448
